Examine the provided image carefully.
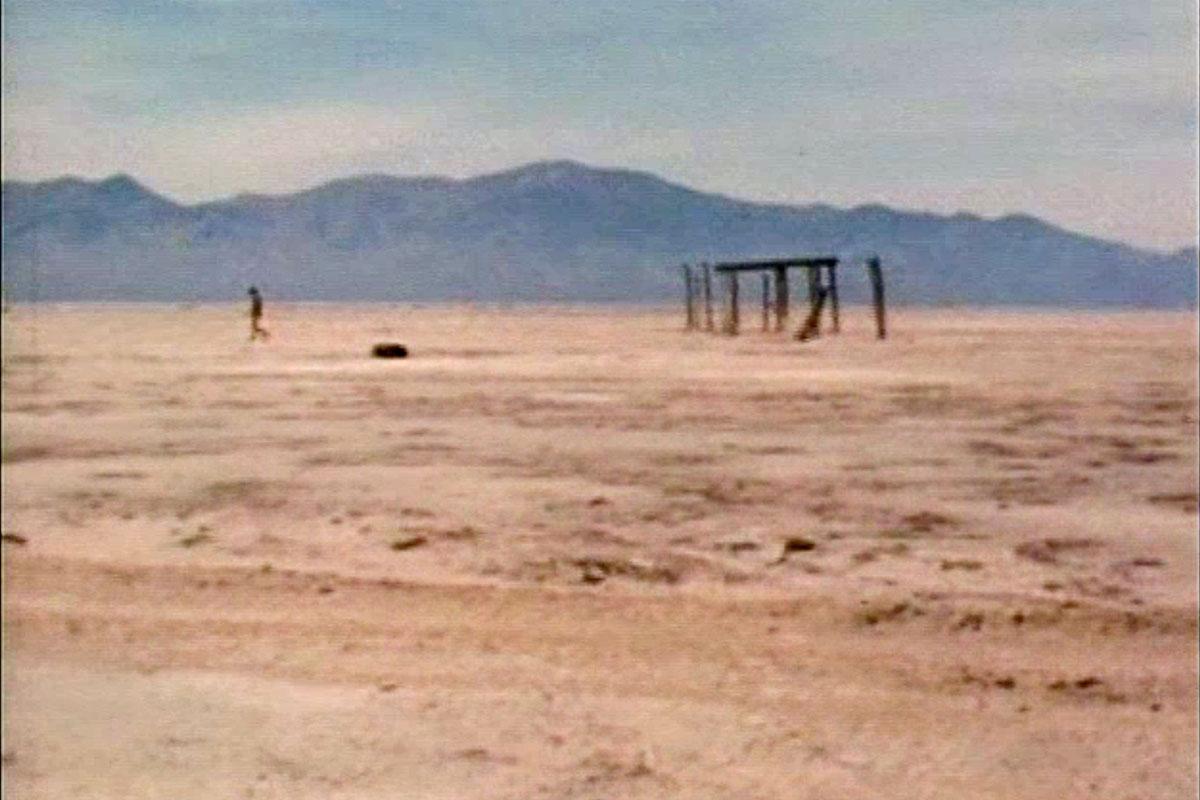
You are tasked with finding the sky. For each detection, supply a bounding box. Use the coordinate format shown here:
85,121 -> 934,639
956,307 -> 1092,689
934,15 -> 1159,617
2,0 -> 1197,251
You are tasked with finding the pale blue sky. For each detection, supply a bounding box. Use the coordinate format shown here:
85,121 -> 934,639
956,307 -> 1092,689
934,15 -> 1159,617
2,0 -> 1196,249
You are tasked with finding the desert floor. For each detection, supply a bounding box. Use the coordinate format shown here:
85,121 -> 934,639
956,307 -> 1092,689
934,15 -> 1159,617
1,304 -> 1197,799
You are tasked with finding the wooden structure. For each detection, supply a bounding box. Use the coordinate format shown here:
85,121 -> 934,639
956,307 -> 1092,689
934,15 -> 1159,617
680,255 -> 885,340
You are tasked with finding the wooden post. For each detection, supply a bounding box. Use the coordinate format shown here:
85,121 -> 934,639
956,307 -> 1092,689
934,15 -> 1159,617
827,263 -> 840,333
866,257 -> 886,340
703,263 -> 714,332
795,288 -> 828,341
773,266 -> 788,332
726,272 -> 740,335
761,272 -> 771,331
806,267 -> 821,335
682,264 -> 696,330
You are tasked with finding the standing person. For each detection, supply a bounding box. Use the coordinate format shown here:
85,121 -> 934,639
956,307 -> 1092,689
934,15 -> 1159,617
248,286 -> 270,341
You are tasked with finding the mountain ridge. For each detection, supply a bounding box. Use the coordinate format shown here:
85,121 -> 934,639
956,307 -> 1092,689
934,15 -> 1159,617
3,160 -> 1196,306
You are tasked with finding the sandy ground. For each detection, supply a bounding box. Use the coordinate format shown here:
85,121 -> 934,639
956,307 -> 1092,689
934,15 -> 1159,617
1,303 -> 1196,799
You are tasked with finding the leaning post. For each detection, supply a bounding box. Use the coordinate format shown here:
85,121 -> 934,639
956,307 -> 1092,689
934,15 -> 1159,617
795,288 -> 828,341
703,263 -> 714,331
682,263 -> 696,330
866,257 -> 886,340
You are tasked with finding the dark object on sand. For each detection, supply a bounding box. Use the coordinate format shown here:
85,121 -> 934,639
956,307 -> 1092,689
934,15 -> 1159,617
770,536 -> 817,565
1,532 -> 28,545
391,535 -> 427,551
372,343 -> 409,359
782,536 -> 817,553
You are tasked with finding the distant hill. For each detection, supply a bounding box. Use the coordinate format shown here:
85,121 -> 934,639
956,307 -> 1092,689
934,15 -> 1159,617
2,161 -> 1196,306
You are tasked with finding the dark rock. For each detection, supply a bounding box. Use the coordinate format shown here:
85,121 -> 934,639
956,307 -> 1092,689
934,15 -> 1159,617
391,535 -> 428,551
372,343 -> 409,359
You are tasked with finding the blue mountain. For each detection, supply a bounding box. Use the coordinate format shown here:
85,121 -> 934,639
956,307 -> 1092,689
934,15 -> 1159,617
2,161 -> 1195,306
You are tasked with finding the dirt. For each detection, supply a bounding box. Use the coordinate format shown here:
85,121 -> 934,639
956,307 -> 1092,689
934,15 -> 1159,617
1,304 -> 1196,799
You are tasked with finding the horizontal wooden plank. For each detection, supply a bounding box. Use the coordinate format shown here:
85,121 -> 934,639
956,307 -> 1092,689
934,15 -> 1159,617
713,256 -> 838,272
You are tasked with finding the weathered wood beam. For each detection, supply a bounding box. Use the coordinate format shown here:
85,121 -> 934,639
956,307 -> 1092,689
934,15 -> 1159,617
725,272 -> 740,335
714,257 -> 838,272
826,264 -> 840,333
773,265 -> 788,332
806,267 -> 822,335
761,272 -> 771,331
795,287 -> 828,341
866,257 -> 886,340
703,263 -> 714,332
682,263 -> 696,330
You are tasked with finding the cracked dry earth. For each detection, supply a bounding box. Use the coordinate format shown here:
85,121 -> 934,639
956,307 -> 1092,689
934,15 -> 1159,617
2,305 -> 1197,799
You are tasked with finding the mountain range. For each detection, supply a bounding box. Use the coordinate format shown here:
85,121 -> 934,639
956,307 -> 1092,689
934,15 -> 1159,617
2,160 -> 1196,307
